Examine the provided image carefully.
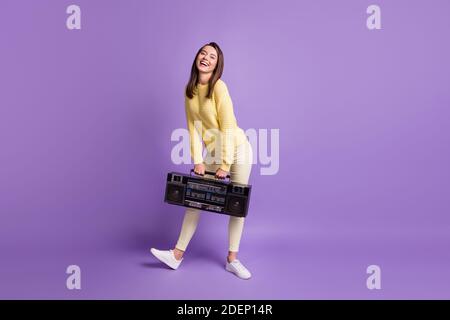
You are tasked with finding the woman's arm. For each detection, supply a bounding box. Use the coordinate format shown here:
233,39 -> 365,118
185,99 -> 204,165
214,81 -> 238,173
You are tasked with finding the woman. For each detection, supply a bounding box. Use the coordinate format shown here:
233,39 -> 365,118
151,42 -> 253,280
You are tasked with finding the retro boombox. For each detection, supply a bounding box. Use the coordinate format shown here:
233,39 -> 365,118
164,170 -> 252,217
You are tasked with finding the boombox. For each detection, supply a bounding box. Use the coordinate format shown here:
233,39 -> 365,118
164,170 -> 252,217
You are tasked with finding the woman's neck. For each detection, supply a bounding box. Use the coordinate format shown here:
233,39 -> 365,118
198,73 -> 212,85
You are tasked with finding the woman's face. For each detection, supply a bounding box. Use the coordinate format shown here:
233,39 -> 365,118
196,45 -> 218,74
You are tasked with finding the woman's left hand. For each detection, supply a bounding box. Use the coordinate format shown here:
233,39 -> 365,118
215,168 -> 229,180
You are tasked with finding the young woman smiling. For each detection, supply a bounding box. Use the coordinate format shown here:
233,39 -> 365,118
151,42 -> 253,280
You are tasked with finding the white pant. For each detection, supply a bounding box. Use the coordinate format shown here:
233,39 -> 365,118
175,140 -> 253,252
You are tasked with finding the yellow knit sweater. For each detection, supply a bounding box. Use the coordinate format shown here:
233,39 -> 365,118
185,79 -> 247,172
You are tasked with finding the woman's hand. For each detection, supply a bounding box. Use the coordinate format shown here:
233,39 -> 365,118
215,168 -> 229,180
194,163 -> 205,176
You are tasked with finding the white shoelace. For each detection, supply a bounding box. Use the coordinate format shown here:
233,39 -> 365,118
231,260 -> 248,273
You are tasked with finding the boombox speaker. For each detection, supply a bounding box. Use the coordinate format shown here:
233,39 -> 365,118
164,170 -> 252,217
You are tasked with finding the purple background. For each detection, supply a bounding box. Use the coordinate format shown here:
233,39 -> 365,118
1,0 -> 449,299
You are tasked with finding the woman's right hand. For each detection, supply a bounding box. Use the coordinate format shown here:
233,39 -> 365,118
194,163 -> 205,176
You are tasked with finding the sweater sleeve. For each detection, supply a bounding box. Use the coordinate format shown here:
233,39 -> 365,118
215,82 -> 237,172
185,98 -> 204,165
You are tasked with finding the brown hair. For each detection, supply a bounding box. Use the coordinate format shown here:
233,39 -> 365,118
185,42 -> 224,99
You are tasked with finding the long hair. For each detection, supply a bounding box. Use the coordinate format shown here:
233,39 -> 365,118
185,42 -> 224,99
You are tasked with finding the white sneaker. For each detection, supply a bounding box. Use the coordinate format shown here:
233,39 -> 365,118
225,259 -> 252,280
150,248 -> 183,270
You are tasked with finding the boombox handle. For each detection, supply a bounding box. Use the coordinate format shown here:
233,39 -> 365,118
190,169 -> 231,180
